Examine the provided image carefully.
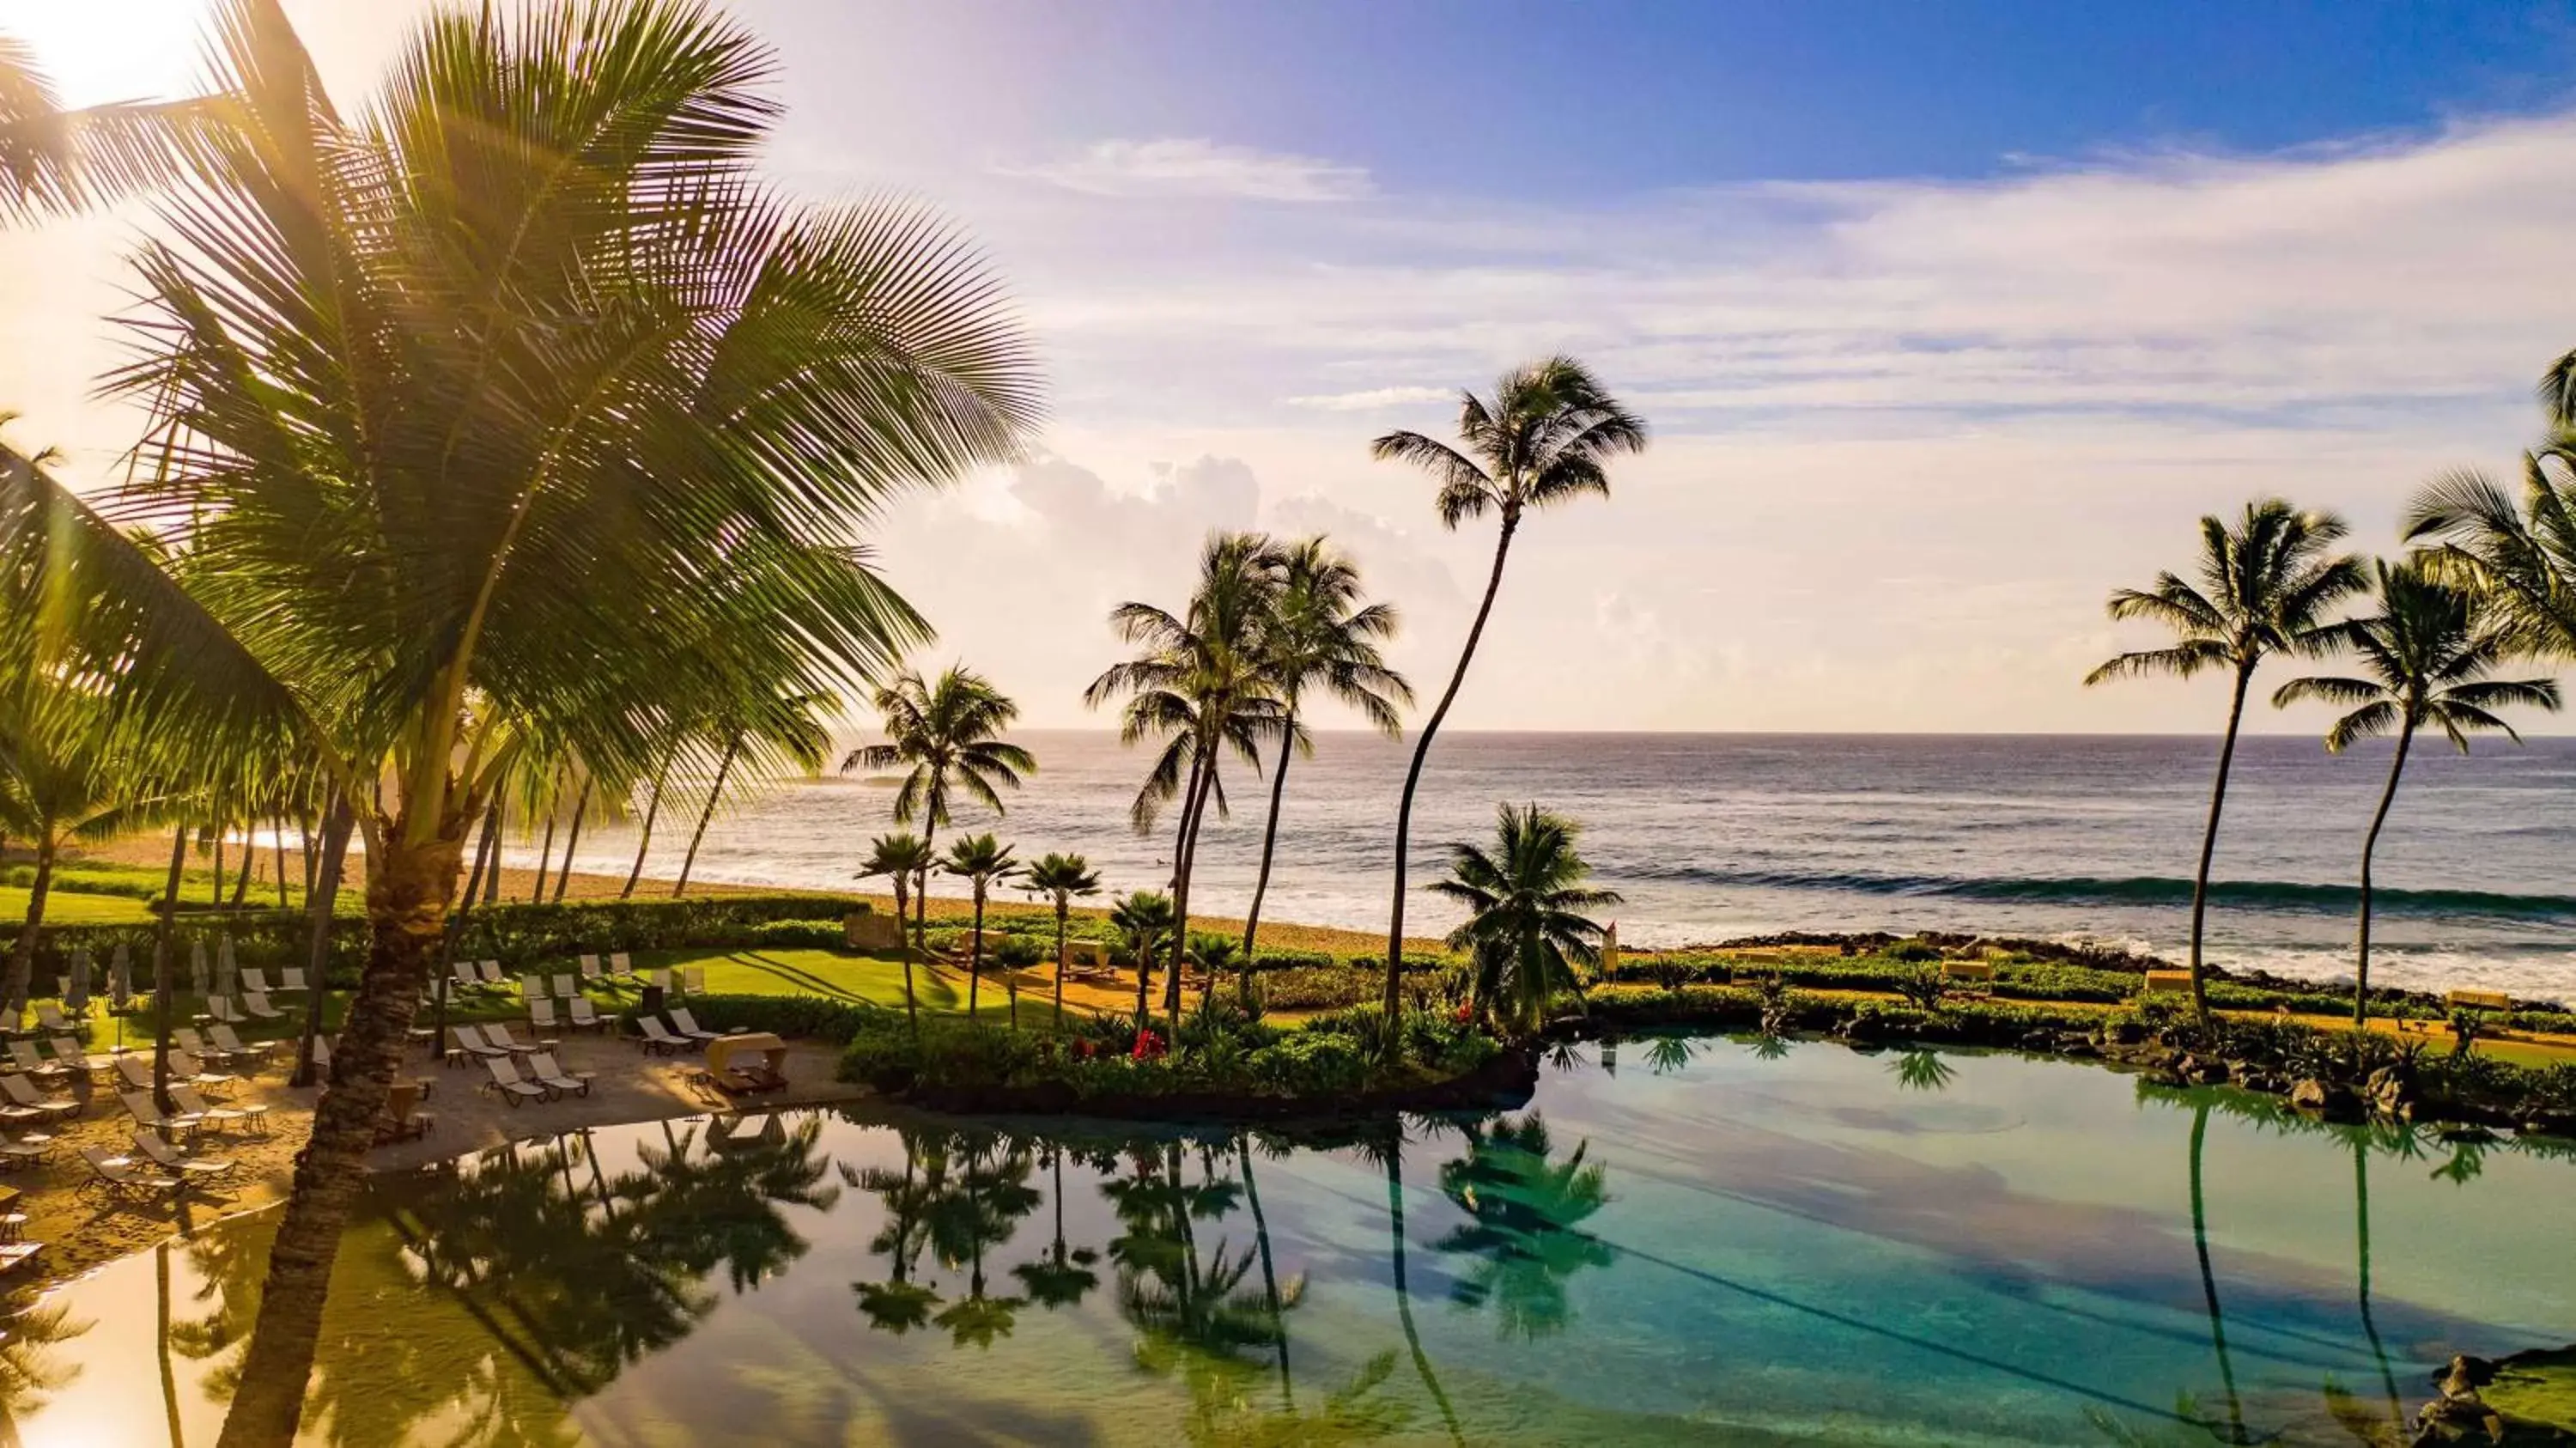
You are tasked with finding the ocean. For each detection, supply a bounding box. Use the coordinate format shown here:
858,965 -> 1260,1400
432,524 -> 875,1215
535,731 -> 2576,1006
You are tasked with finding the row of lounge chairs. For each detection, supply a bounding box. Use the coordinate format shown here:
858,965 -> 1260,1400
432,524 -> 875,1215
481,1053 -> 592,1106
635,1007 -> 725,1056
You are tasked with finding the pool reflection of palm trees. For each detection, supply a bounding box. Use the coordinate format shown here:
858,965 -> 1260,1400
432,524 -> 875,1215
1891,1048 -> 1958,1092
927,1129 -> 1040,1348
1432,1112 -> 1615,1342
1010,1141 -> 1103,1312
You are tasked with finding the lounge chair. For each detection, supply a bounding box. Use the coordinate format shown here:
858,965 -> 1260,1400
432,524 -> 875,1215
0,1073 -> 76,1124
568,997 -> 605,1033
0,1133 -> 51,1170
519,974 -> 545,1002
169,1085 -> 246,1133
610,951 -> 635,976
551,972 -> 579,1000
207,997 -> 243,1024
240,967 -> 274,995
374,1080 -> 434,1142
578,953 -> 605,984
33,1001 -> 79,1036
529,998 -> 562,1034
7,1040 -> 71,1086
482,1056 -> 549,1106
528,1051 -> 592,1098
634,1015 -> 687,1056
0,1092 -> 44,1131
667,1007 -> 722,1046
483,1022 -> 539,1056
174,1027 -> 242,1071
477,961 -> 506,986
450,1025 -> 509,1062
452,962 -> 482,993
118,1090 -> 205,1138
170,1049 -> 238,1096
78,1146 -> 183,1202
281,966 -> 310,993
132,1129 -> 236,1182
209,1023 -> 271,1067
241,990 -> 285,1021
682,965 -> 708,995
45,1037 -> 95,1078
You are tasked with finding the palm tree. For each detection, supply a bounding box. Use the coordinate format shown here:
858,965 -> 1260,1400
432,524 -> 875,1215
1022,851 -> 1100,1028
2082,501 -> 2366,1025
859,832 -> 935,1030
2186,1100 -> 2247,1444
1370,358 -> 1646,1032
0,680 -> 160,1020
1427,804 -> 1619,1037
1431,1113 -> 1615,1341
672,686 -> 832,897
941,834 -> 1020,1024
0,33 -> 214,225
1187,931 -> 1241,1016
2405,453 -> 2576,659
1109,890 -> 1177,1030
1087,532 -> 1285,1028
0,5 -> 1040,1442
2273,558 -> 2557,1024
843,665 -> 1034,949
1241,538 -> 1409,990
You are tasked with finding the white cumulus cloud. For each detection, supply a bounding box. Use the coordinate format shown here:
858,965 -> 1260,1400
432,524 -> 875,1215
1003,137 -> 1372,202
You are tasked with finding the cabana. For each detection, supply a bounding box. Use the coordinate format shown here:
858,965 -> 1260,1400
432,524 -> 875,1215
702,1032 -> 787,1096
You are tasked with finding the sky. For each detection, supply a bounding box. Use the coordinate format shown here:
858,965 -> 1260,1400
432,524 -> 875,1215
6,1 -> 2576,733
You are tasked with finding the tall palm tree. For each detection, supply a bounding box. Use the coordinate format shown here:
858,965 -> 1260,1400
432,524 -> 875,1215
2404,453 -> 2576,660
1109,890 -> 1176,1031
1428,804 -> 1619,1037
859,832 -> 934,1030
2082,501 -> 2366,1025
0,4 -> 1040,1442
2272,558 -> 2557,1025
843,665 -> 1034,948
672,686 -> 833,897
1086,532 -> 1285,1027
1369,358 -> 1646,1031
940,834 -> 1019,1024
1022,851 -> 1100,1028
1241,538 -> 1409,990
0,680 -> 161,1019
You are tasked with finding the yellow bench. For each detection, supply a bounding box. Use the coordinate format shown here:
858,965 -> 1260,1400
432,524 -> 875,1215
1941,960 -> 1996,982
2446,989 -> 2512,1013
2142,970 -> 2195,995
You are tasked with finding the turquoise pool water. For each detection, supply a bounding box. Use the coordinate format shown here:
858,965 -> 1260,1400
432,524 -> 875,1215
13,1037 -> 2574,1445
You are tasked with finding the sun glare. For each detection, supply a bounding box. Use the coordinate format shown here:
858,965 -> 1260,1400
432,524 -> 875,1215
7,0 -> 211,107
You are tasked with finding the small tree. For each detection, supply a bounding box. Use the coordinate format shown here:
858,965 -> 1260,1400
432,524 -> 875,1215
1429,804 -> 1620,1037
860,832 -> 934,1031
1109,891 -> 1176,1031
1023,851 -> 1100,1029
992,935 -> 1047,1029
939,835 -> 1019,1024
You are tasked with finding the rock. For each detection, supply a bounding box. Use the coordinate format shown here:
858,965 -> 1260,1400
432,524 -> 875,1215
2519,1110 -> 2576,1141
2020,1030 -> 2057,1052
2178,1056 -> 2230,1086
2290,1078 -> 2333,1110
2104,1020 -> 2145,1046
2058,1037 -> 2101,1060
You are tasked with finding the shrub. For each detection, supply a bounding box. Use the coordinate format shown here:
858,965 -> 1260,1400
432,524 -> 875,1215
1258,966 -> 1376,1011
1886,940 -> 1941,964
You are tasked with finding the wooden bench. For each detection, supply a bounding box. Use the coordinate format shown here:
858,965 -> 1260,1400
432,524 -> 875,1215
1941,960 -> 1996,983
2142,970 -> 2195,995
2446,989 -> 2512,1013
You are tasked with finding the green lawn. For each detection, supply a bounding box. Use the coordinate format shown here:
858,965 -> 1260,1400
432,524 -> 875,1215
0,886 -> 155,924
633,946 -> 963,1011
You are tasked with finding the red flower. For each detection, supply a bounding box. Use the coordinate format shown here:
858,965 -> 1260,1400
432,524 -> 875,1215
1454,1003 -> 1473,1023
1130,1028 -> 1166,1062
1073,1038 -> 1097,1060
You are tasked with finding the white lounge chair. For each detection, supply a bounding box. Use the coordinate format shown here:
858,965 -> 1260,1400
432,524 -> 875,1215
132,1129 -> 235,1182
568,997 -> 605,1033
171,1049 -> 238,1096
169,1085 -> 246,1133
450,1025 -> 509,1062
528,1051 -> 592,1098
551,972 -> 579,1000
0,1073 -> 76,1124
118,1090 -> 204,1138
240,991 -> 285,1021
240,967 -> 274,995
206,997 -> 243,1024
277,967 -> 310,993
528,999 -> 562,1034
174,1027 -> 241,1071
634,1016 -> 687,1056
452,962 -> 482,992
483,1022 -> 539,1056
667,1007 -> 721,1046
578,953 -> 605,983
482,1056 -> 548,1106
519,974 -> 545,1002
610,951 -> 635,976
681,965 -> 708,995
477,961 -> 506,986
0,1133 -> 51,1169
78,1146 -> 182,1202
7,1040 -> 70,1086
32,1001 -> 78,1036
208,1023 -> 271,1066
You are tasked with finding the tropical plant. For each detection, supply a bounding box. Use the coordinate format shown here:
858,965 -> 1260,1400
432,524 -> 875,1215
0,33 -> 213,224
842,665 -> 1034,950
1187,931 -> 1242,1016
0,679 -> 161,1018
1087,532 -> 1285,1029
2271,557 -> 2558,1023
1109,890 -> 1177,1029
1427,804 -> 1619,1037
1431,1113 -> 1615,1341
1369,357 -> 1646,1038
2405,450 -> 2576,660
993,934 -> 1047,1028
2082,500 -> 2366,1024
0,4 -> 1041,1442
1240,538 -> 1409,989
671,686 -> 833,897
1022,851 -> 1099,1028
940,835 -> 1020,1024
859,832 -> 935,1029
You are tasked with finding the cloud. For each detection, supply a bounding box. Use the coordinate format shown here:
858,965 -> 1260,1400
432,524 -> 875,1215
1285,385 -> 1456,411
1003,138 -> 1372,202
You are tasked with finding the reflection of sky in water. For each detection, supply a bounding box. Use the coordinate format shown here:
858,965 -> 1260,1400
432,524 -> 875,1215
21,1043 -> 2576,1445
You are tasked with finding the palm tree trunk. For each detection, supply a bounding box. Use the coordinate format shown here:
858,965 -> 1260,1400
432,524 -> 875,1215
482,797 -> 503,906
1241,1135 -> 1293,1410
210,831 -> 224,906
551,776 -> 591,903
621,748 -> 677,898
1385,515 -> 1519,1029
228,832 -> 257,908
1167,733 -> 1220,1026
4,832 -> 55,1023
895,879 -> 918,1031
2184,663 -> 2254,1028
968,883 -> 985,1022
158,1242 -> 185,1448
671,736 -> 738,897
2352,723 -> 2415,1026
273,817 -> 290,909
2354,1138 -> 2403,1432
2188,1101 -> 2247,1445
1384,1125 -> 1465,1448
914,823 -> 937,956
293,800 -> 354,1088
531,778 -> 559,903
1051,898 -> 1069,1028
1242,705 -> 1297,1007
149,826 -> 185,1116
217,823 -> 471,1448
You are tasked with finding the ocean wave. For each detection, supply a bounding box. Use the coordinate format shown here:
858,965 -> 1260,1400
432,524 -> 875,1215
1625,863 -> 2576,922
